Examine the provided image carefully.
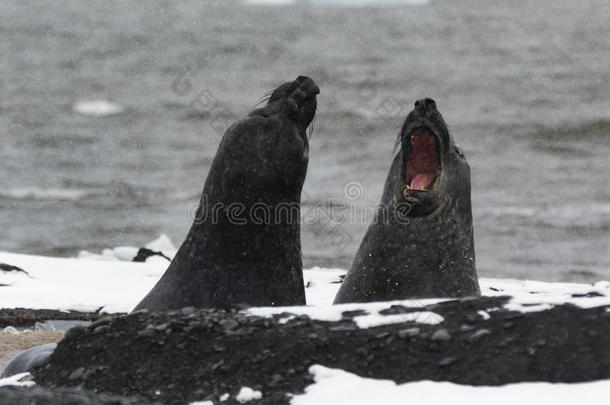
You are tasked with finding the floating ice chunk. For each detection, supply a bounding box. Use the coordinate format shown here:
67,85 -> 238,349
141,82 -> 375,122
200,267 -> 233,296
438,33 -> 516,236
73,100 -> 124,117
146,234 -> 177,259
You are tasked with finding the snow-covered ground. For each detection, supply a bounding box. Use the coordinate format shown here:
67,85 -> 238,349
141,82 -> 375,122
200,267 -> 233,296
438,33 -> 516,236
1,236 -> 609,315
292,365 -> 610,405
1,235 -> 610,402
0,372 -> 34,388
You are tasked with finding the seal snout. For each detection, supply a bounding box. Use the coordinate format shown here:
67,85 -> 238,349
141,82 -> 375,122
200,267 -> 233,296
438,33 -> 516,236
291,76 -> 320,103
296,75 -> 320,93
285,76 -> 318,127
414,98 -> 437,111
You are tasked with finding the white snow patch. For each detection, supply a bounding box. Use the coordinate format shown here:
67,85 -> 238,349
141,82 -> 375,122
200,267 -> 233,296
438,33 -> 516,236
190,401 -> 213,405
477,310 -> 490,320
111,247 -> 140,262
73,100 -> 123,117
145,234 -> 178,258
236,387 -> 262,403
303,267 -> 345,306
0,372 -> 35,388
0,251 -> 166,313
247,297 -> 443,327
481,278 -> 610,312
220,393 -> 230,401
1,245 -> 609,316
291,365 -> 610,405
353,312 -> 443,328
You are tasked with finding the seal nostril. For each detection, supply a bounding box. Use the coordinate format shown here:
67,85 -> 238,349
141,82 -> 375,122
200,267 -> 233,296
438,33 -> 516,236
295,76 -> 319,96
415,98 -> 437,111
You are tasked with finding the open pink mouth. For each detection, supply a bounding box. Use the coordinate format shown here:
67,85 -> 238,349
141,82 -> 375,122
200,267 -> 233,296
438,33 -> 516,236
406,132 -> 439,191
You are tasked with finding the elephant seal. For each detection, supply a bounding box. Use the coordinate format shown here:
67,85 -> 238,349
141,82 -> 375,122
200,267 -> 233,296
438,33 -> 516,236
1,343 -> 57,378
135,76 -> 319,311
334,98 -> 480,303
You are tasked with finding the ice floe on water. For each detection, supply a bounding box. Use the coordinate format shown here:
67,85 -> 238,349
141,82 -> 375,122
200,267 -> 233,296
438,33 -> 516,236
291,365 -> 610,405
73,100 -> 124,117
0,186 -> 97,201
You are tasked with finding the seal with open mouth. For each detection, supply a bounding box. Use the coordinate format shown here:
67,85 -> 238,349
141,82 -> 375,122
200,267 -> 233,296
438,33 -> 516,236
135,76 -> 319,311
334,98 -> 480,303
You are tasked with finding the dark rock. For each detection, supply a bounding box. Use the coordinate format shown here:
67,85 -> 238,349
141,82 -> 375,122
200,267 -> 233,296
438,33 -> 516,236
220,319 -> 239,331
430,329 -> 452,342
30,300 -> 610,405
154,324 -> 168,332
572,292 -> 605,298
64,325 -> 86,341
341,310 -> 368,318
93,325 -> 110,334
68,367 -> 85,381
468,329 -> 491,343
438,356 -> 457,367
0,308 -> 113,329
398,327 -> 420,339
0,263 -> 29,275
132,248 -> 171,263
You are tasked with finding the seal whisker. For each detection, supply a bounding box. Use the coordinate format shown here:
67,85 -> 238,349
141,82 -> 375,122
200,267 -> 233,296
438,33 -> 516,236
255,91 -> 273,107
308,115 -> 316,140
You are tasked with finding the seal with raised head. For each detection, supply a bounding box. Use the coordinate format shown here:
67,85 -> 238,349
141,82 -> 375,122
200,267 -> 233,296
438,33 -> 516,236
334,98 -> 480,303
135,76 -> 319,311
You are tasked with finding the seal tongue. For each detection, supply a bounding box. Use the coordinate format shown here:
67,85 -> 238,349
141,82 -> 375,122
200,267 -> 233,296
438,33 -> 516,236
407,132 -> 439,190
410,173 -> 436,189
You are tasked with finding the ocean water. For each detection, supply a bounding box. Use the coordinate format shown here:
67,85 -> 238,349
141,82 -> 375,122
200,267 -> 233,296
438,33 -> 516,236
1,0 -> 609,282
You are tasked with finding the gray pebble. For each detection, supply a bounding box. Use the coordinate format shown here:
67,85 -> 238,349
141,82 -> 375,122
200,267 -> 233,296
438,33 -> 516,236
430,329 -> 452,342
68,367 -> 85,381
398,327 -> 420,339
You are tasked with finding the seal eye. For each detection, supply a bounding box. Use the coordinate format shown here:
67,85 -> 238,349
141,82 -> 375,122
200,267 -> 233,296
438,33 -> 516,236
454,146 -> 464,157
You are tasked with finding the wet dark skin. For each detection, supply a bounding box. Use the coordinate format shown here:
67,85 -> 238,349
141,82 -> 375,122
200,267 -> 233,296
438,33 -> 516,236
334,98 -> 480,303
135,76 -> 319,311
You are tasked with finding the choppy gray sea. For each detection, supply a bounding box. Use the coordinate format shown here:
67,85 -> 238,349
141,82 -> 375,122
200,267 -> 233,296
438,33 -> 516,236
1,0 -> 609,282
